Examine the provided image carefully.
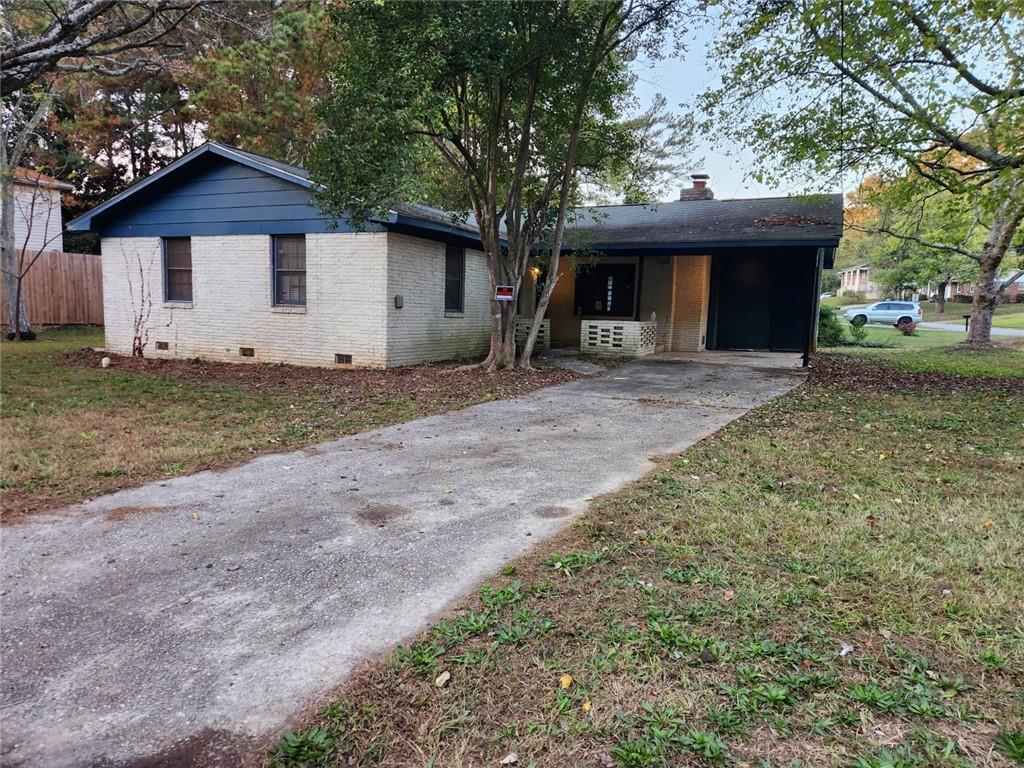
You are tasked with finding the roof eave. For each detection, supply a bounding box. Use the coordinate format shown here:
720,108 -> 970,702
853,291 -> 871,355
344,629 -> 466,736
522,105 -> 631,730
567,237 -> 842,252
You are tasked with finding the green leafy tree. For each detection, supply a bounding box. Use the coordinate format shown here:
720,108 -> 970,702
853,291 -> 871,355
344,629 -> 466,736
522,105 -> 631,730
191,2 -> 336,164
702,0 -> 1024,345
863,177 -> 979,310
311,0 -> 685,369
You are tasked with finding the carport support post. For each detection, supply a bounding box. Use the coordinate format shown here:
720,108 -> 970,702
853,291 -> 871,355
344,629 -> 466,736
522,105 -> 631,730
802,248 -> 825,367
633,255 -> 644,320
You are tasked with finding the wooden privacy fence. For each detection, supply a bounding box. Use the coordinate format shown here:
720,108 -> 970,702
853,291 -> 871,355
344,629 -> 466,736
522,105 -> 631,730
5,250 -> 104,326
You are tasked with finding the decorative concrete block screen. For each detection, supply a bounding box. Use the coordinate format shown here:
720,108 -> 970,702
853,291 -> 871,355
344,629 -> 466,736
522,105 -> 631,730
581,320 -> 657,357
515,317 -> 550,351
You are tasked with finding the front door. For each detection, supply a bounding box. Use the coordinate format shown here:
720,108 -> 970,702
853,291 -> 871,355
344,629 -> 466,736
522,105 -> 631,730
574,262 -> 636,317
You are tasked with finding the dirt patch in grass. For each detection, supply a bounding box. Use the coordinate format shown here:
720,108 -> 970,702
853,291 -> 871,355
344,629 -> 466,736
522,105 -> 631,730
61,349 -> 579,405
2,330 -> 580,521
264,355 -> 1023,768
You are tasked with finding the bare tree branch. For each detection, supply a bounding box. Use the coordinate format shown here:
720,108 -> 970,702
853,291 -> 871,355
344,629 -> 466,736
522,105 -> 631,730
1,0 -> 217,97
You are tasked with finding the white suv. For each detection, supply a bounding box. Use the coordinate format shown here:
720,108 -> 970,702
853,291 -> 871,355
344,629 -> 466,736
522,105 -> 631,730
844,301 -> 922,327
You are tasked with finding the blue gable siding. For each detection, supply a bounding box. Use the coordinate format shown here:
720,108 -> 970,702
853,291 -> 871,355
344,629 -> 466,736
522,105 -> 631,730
91,154 -> 376,237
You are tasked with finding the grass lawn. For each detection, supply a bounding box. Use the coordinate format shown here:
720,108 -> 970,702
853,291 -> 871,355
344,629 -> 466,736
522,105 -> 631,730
827,325 -> 968,350
993,314 -> 1024,329
0,328 -> 576,518
270,357 -> 1024,766
822,325 -> 1024,378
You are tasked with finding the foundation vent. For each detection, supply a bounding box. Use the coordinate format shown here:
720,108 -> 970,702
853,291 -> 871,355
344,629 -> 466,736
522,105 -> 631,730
155,341 -> 169,351
239,347 -> 255,358
334,353 -> 353,365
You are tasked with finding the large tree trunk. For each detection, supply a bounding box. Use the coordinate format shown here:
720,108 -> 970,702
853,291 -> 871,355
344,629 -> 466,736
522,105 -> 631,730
935,281 -> 947,314
1,176 -> 32,338
965,194 -> 1022,346
488,297 -> 518,370
966,258 -> 999,345
475,233 -> 521,371
1,96 -> 49,339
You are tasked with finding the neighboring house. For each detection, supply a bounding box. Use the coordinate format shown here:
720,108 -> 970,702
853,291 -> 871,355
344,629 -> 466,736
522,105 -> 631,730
3,168 -> 73,253
1007,274 -> 1024,303
945,274 -> 1024,303
836,263 -> 878,298
68,142 -> 842,368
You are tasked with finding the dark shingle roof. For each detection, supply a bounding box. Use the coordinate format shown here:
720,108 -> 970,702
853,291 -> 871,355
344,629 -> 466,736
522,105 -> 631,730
69,141 -> 844,249
568,194 -> 843,247
390,202 -> 480,235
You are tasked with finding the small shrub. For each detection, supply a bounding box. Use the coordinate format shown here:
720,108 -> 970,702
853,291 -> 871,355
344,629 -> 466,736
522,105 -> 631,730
272,728 -> 336,767
848,321 -> 869,343
840,289 -> 865,300
895,319 -> 918,336
817,306 -> 846,347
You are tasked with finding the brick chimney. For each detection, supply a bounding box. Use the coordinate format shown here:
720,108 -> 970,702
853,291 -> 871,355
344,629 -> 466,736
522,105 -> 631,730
679,173 -> 714,201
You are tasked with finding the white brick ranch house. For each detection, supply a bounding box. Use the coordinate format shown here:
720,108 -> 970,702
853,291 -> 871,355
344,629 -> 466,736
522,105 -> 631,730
69,142 -> 842,367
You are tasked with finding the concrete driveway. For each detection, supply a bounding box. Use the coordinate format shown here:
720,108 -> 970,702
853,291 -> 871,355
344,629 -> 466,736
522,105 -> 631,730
1,355 -> 803,767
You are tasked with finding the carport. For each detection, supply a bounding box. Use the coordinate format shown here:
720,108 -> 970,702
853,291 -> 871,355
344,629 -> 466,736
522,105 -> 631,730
527,180 -> 841,365
706,246 -> 829,356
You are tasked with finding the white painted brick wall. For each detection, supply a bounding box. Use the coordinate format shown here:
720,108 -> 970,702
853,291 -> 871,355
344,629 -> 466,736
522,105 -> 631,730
384,233 -> 491,367
100,231 -> 495,368
100,233 -> 390,367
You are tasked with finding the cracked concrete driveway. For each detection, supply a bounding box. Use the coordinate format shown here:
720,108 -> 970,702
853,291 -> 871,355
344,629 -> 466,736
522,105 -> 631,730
1,355 -> 803,767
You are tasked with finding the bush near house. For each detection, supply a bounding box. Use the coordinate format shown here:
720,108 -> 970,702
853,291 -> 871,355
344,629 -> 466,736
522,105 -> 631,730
270,350 -> 1023,768
816,305 -> 846,347
896,318 -> 918,336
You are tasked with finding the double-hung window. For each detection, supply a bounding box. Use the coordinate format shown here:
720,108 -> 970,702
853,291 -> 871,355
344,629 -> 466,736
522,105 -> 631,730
444,244 -> 465,313
273,235 -> 306,306
163,237 -> 192,301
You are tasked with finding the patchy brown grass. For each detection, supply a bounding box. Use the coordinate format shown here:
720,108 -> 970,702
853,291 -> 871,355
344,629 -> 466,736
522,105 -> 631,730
810,352 -> 1024,393
1,328 -> 578,520
268,355 -> 1024,768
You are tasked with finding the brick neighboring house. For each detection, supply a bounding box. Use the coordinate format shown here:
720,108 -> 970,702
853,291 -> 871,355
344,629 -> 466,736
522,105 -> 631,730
946,274 -> 1024,303
69,142 -> 842,367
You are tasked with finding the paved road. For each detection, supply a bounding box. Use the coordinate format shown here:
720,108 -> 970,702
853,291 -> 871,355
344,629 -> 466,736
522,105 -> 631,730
1,356 -> 803,768
917,320 -> 1024,337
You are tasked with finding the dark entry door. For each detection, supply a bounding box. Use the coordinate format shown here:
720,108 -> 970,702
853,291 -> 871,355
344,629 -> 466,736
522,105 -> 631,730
709,251 -> 814,351
575,263 -> 636,316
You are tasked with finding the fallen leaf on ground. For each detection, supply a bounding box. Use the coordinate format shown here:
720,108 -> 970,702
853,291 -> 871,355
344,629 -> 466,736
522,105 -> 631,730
434,670 -> 450,688
560,674 -> 573,689
499,753 -> 518,765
